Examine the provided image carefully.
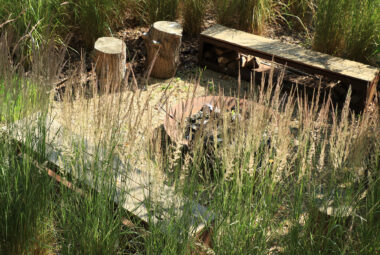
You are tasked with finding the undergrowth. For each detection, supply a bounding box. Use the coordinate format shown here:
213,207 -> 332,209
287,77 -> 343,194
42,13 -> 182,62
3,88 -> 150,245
1,0 -> 379,65
313,0 -> 380,64
0,4 -> 379,255
212,0 -> 275,34
182,0 -> 208,37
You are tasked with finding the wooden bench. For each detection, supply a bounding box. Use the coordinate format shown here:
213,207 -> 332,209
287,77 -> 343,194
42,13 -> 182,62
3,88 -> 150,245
199,24 -> 379,107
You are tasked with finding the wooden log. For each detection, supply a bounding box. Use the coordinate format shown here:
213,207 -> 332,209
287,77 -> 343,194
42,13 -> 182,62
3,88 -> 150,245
215,47 -> 230,56
94,37 -> 126,93
143,21 -> 183,79
227,61 -> 238,72
241,54 -> 260,69
217,51 -> 238,68
204,50 -> 216,60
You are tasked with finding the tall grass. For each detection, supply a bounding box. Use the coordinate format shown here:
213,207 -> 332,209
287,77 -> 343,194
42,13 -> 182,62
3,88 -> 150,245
1,15 -> 380,254
153,70 -> 380,253
0,32 -> 144,254
0,124 -> 56,255
182,0 -> 208,37
212,0 -> 274,34
56,148 -> 130,254
313,0 -> 380,64
63,0 -> 127,48
0,36 -> 55,253
0,0 -> 61,56
280,0 -> 315,31
0,0 -> 127,54
0,78 -> 41,122
137,0 -> 180,25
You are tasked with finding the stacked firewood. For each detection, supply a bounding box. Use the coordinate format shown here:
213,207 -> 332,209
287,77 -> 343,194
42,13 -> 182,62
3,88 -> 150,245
203,46 -> 261,73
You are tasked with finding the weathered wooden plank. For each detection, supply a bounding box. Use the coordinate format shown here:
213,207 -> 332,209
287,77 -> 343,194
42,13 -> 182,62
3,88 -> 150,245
201,24 -> 378,83
2,113 -> 214,232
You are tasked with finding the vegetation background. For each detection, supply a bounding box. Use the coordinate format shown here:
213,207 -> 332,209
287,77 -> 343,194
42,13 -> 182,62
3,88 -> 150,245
0,0 -> 379,64
0,0 -> 379,254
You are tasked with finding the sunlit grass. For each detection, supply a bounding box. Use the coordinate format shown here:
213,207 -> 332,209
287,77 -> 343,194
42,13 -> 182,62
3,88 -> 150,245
313,0 -> 380,64
0,2 -> 379,254
212,0 -> 275,34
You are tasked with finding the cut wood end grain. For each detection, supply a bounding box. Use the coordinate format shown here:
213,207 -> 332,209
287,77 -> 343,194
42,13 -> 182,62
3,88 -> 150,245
94,37 -> 125,55
153,21 -> 183,36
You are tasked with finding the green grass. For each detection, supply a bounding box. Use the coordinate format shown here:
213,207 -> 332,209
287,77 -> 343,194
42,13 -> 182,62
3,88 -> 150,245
182,0 -> 208,37
0,131 -> 55,255
313,0 -> 380,64
1,2 -> 380,253
212,0 -> 274,34
63,0 -> 127,48
0,77 -> 44,123
0,74 -> 54,254
137,0 -> 180,25
155,81 -> 380,254
0,0 -> 126,54
55,147 -> 132,254
0,33 -> 138,254
0,84 -> 142,254
1,61 -> 380,254
279,0 -> 315,32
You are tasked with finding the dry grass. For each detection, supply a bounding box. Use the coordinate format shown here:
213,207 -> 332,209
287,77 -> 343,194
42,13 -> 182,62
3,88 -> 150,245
1,13 -> 380,253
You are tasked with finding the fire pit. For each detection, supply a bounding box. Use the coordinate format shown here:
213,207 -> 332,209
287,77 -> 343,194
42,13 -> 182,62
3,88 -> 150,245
164,96 -> 250,146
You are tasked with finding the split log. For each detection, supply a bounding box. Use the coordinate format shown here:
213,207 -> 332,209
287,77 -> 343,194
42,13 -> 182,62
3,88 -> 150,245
215,47 -> 230,56
143,21 -> 183,79
217,51 -> 238,66
227,61 -> 239,72
241,54 -> 260,69
94,37 -> 126,93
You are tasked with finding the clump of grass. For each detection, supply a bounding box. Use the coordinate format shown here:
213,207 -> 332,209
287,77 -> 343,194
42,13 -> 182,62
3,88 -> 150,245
212,0 -> 274,34
0,0 -> 58,54
156,68 -> 380,253
63,0 -> 127,48
182,0 -> 208,37
138,0 -> 180,25
0,78 -> 36,122
313,0 -> 380,64
0,30 -> 139,254
0,49 -> 55,254
56,159 -> 129,254
0,123 -> 55,255
0,0 -> 127,55
280,0 -> 315,31
0,137 -> 53,254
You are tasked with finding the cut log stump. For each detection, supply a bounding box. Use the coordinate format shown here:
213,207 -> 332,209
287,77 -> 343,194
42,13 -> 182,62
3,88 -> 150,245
143,21 -> 183,79
94,37 -> 126,92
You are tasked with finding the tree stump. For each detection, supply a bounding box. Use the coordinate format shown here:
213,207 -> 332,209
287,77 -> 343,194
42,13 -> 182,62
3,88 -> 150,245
143,21 -> 183,79
94,37 -> 126,93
